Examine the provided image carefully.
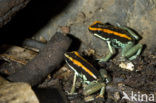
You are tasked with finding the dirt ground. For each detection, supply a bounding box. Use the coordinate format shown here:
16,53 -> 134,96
51,50 -> 156,103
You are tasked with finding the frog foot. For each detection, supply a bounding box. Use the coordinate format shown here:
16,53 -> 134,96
84,95 -> 95,102
96,95 -> 104,99
68,93 -> 78,95
66,91 -> 78,100
95,95 -> 105,101
96,58 -> 107,63
65,91 -> 78,96
119,57 -> 127,62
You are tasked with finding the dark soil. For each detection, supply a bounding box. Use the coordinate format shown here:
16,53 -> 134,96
58,52 -> 156,103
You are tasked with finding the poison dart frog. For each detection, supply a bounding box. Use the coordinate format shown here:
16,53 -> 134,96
64,51 -> 111,100
88,21 -> 143,62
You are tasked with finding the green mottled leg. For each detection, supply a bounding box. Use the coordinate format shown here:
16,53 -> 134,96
121,42 -> 134,61
98,41 -> 116,62
83,82 -> 105,96
117,24 -> 143,60
96,85 -> 105,98
82,74 -> 90,84
122,43 -> 143,61
70,73 -> 77,94
125,44 -> 143,60
99,69 -> 111,83
116,23 -> 139,40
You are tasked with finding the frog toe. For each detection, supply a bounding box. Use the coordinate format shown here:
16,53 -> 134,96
119,57 -> 128,61
67,92 -> 79,100
96,95 -> 104,98
95,95 -> 105,101
97,58 -> 107,63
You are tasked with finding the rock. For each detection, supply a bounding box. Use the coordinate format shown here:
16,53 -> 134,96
119,62 -> 134,71
0,76 -> 9,85
32,0 -> 156,56
0,0 -> 31,27
0,76 -> 39,103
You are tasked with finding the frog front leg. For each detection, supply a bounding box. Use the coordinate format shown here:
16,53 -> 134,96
69,72 -> 77,95
122,42 -> 143,60
69,73 -> 90,95
98,41 -> 116,62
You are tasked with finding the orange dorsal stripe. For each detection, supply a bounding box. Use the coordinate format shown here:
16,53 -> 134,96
73,51 -> 94,67
89,25 -> 132,40
66,53 -> 97,79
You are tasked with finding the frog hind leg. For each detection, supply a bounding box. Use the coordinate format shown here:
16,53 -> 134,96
117,24 -> 143,60
125,44 -> 143,60
96,83 -> 106,99
122,43 -> 143,61
98,41 -> 116,62
83,82 -> 105,96
121,42 -> 134,61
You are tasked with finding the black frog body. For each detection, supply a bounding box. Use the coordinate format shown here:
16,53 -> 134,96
88,21 -> 135,48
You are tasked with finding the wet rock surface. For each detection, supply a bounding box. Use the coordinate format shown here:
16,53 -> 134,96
33,0 -> 156,56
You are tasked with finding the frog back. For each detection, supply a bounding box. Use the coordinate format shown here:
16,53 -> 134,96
89,22 -> 135,45
64,51 -> 99,81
